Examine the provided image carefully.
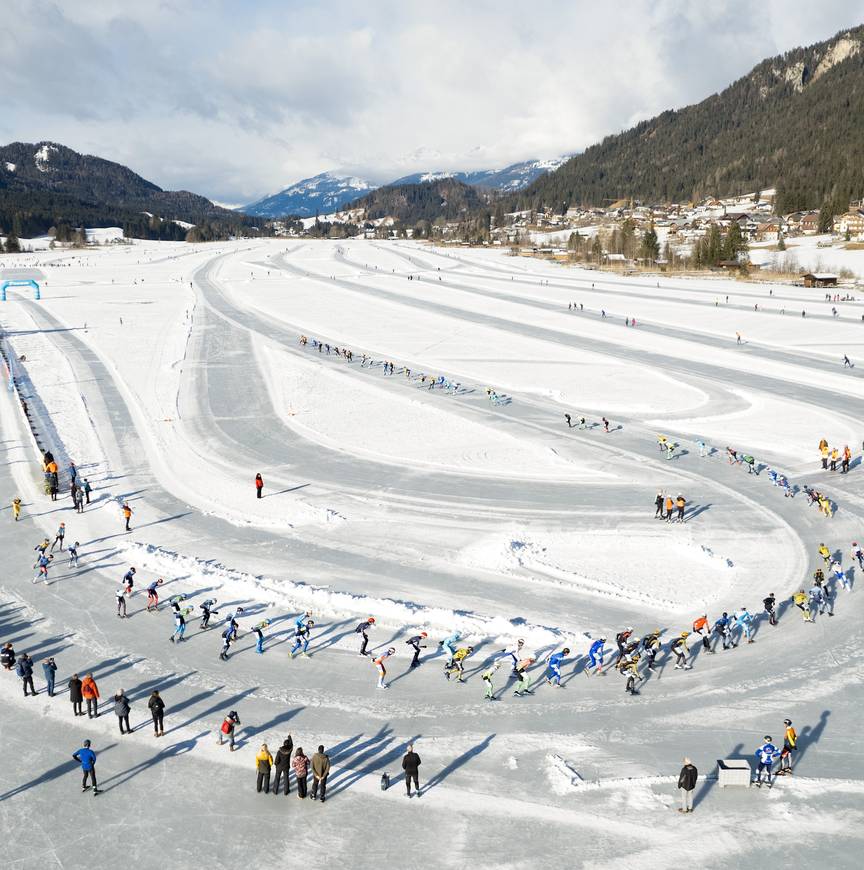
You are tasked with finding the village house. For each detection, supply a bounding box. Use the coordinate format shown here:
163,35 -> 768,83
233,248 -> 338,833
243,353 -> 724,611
799,212 -> 820,234
833,210 -> 864,239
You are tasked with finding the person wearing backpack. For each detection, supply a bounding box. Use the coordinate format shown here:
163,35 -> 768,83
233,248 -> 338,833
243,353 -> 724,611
218,710 -> 241,750
148,690 -> 165,737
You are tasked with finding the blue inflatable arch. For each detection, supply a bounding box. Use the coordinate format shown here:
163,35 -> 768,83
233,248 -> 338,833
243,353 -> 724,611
1,280 -> 41,301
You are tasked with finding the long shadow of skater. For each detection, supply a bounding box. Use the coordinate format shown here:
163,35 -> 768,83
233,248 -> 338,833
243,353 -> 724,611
795,709 -> 831,770
329,731 -> 422,798
561,655 -> 588,686
265,484 -> 310,497
422,734 -> 496,794
0,742 -> 120,802
88,656 -> 147,684
693,741 -> 744,809
684,504 -> 712,522
99,733 -> 208,793
330,726 -> 393,768
309,622 -> 356,655
242,706 -> 304,742
165,686 -> 258,735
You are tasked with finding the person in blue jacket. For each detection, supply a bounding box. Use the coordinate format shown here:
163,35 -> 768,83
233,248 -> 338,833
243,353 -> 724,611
546,648 -> 570,686
440,631 -> 461,666
42,657 -> 57,696
713,613 -> 732,651
290,619 -> 314,658
587,638 -> 606,674
754,736 -> 781,788
735,608 -> 755,645
73,739 -> 100,794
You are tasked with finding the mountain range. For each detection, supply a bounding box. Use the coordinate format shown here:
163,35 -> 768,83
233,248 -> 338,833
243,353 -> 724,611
0,141 -> 258,240
241,157 -> 568,218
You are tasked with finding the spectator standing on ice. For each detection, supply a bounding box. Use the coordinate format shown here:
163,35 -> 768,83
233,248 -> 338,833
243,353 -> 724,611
148,690 -> 165,737
255,473 -> 264,498
1,642 -> 15,671
311,745 -> 330,802
114,689 -> 131,734
218,710 -> 241,750
780,719 -> 797,774
122,502 -> 133,531
255,744 -> 273,793
82,673 -> 100,718
69,673 -> 84,716
16,652 -> 35,696
272,737 -> 293,795
403,744 -> 421,797
754,737 -> 781,788
677,758 -> 697,813
42,656 -> 57,696
293,747 -> 309,798
73,740 -> 100,795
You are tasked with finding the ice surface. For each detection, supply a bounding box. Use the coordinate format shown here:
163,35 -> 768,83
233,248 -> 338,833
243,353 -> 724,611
0,237 -> 863,869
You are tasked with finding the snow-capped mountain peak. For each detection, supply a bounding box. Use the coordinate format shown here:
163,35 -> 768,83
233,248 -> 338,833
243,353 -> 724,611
242,171 -> 375,218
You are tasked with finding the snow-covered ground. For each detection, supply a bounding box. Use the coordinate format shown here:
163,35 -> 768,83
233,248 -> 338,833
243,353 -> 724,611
1,238 -> 863,869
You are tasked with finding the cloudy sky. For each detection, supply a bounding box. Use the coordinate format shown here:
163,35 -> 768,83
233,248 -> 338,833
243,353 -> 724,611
2,0 -> 863,205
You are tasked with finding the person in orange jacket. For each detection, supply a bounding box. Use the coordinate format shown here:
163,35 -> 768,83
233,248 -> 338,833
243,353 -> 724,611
122,503 -> 133,532
664,495 -> 674,522
692,614 -> 712,652
842,444 -> 851,473
255,473 -> 264,499
81,673 -> 100,718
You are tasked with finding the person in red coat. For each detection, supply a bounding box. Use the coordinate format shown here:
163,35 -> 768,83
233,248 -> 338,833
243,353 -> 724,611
255,473 -> 263,499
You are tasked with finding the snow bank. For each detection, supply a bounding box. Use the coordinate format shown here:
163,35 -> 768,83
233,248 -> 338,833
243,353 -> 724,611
123,541 -> 587,649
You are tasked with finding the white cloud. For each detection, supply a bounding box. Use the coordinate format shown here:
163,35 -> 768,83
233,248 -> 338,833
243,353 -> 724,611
0,0 -> 862,203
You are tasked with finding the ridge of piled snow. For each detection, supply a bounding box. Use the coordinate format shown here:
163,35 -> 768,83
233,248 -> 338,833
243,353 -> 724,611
123,541 -> 586,649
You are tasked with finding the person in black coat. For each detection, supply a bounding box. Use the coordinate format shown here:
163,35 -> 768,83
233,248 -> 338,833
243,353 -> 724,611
16,653 -> 35,696
148,690 -> 165,737
68,674 -> 84,716
272,737 -> 293,795
402,744 -> 422,797
677,758 -> 698,813
1,642 -> 15,671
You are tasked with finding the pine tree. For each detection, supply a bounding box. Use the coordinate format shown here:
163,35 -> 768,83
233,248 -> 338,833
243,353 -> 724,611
5,231 -> 20,253
640,226 -> 660,262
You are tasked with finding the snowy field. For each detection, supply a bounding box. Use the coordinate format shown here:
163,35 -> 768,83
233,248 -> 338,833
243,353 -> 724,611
0,238 -> 863,869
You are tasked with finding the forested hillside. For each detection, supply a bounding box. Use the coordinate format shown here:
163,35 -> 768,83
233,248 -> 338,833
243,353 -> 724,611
512,26 -> 864,216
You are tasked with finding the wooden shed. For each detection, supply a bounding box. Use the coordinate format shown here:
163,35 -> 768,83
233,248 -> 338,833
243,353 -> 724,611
802,272 -> 838,288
